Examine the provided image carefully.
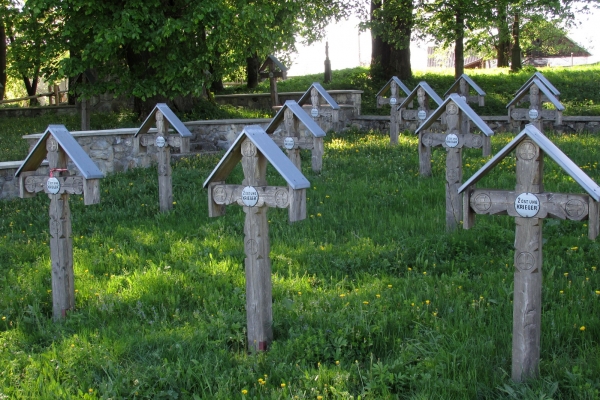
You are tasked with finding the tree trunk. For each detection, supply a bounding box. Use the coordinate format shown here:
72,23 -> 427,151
370,0 -> 412,80
454,10 -> 465,79
246,52 -> 260,89
0,15 -> 6,101
496,5 -> 510,67
23,75 -> 39,106
511,12 -> 522,71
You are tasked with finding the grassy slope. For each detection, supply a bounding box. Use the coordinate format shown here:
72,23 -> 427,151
1,129 -> 599,398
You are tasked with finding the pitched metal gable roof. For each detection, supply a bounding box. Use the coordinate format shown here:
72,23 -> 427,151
134,103 -> 192,137
415,94 -> 493,136
506,78 -> 565,110
517,72 -> 560,96
398,81 -> 444,109
203,125 -> 310,190
458,124 -> 600,201
297,83 -> 340,110
375,77 -> 412,99
16,125 -> 104,179
443,74 -> 486,97
265,100 -> 326,137
259,55 -> 287,73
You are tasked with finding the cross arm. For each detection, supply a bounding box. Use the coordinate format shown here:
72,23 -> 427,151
421,132 -> 484,149
270,136 -> 315,150
209,184 -> 294,210
138,134 -> 184,148
21,173 -> 85,196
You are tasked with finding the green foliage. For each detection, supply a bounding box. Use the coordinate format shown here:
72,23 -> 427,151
1,129 -> 600,398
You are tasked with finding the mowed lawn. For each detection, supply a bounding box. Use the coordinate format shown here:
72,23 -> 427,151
1,128 -> 600,399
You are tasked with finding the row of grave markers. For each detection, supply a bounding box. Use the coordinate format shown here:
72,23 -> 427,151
13,72 -> 599,384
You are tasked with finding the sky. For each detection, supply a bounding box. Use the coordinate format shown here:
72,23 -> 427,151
286,10 -> 600,76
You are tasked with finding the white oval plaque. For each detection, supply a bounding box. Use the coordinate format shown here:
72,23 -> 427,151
445,133 -> 459,148
528,109 -> 539,120
241,186 -> 259,207
389,97 -> 397,105
311,108 -> 319,117
283,137 -> 295,150
515,192 -> 540,218
155,136 -> 166,148
46,177 -> 61,194
418,110 -> 427,120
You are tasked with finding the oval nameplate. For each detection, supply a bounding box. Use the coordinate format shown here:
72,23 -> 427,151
283,137 -> 295,150
389,97 -> 397,105
311,108 -> 319,117
46,177 -> 61,194
418,110 -> 427,120
155,136 -> 166,148
241,186 -> 259,207
445,133 -> 459,148
528,109 -> 539,120
515,193 -> 540,218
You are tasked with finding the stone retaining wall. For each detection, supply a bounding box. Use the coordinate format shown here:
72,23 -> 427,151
351,115 -> 600,135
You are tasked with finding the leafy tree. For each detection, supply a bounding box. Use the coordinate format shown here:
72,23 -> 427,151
0,0 -> 19,101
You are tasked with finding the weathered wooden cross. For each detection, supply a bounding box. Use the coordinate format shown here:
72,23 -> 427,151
507,76 -> 564,133
266,100 -> 326,173
415,94 -> 493,231
259,55 -> 288,107
398,81 -> 444,134
376,77 -> 412,145
204,125 -> 309,351
134,104 -> 192,212
444,73 -> 490,156
15,125 -> 104,321
297,82 -> 341,132
459,124 -> 600,382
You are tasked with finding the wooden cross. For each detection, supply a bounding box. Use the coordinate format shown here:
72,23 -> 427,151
266,100 -> 326,173
259,55 -> 288,107
375,77 -> 411,145
444,74 -> 490,156
16,125 -> 103,321
507,78 -> 564,134
416,94 -> 493,231
134,104 -> 192,212
398,81 -> 444,135
459,125 -> 600,382
204,126 -> 309,351
297,83 -> 341,133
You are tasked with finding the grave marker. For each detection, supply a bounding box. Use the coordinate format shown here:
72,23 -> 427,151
458,124 -> 600,381
266,100 -> 326,173
416,94 -> 493,230
444,74 -> 490,156
398,81 -> 444,136
375,77 -> 412,145
297,82 -> 341,132
134,104 -> 192,212
507,78 -> 564,133
15,125 -> 104,321
204,125 -> 309,351
259,55 -> 288,107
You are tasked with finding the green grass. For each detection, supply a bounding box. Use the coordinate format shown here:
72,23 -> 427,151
1,129 -> 600,398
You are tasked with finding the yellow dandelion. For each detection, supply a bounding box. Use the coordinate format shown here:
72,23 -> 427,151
423,271 -> 427,275
298,292 -> 302,295
408,267 -> 412,271
363,301 -> 369,305
88,388 -> 93,394
411,302 -> 415,307
336,360 -> 340,365
425,300 -> 430,305
242,389 -> 248,395
317,213 -> 322,217
318,396 -> 323,400
339,294 -> 345,298
580,326 -> 586,331
376,294 -> 380,298
281,383 -> 286,388
595,290 -> 600,295
1,316 -> 5,321
560,290 -> 564,294
571,247 -> 578,251
388,284 -> 392,288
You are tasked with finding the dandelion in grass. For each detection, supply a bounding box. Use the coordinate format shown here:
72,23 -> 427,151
242,389 -> 248,395
363,301 -> 369,305
593,266 -> 597,272
564,273 -> 569,278
298,292 -> 302,295
336,360 -> 340,365
388,284 -> 392,288
571,247 -> 578,251
596,290 -> 600,295
281,383 -> 286,388
408,267 -> 412,271
580,326 -> 586,331
317,213 -> 322,217
411,303 -> 415,307
423,271 -> 427,275
326,195 -> 330,198
88,389 -> 93,394
425,300 -> 430,305
560,290 -> 564,294
1,316 -> 5,321
339,294 -> 345,298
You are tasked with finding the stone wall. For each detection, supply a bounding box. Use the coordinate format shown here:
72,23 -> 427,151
351,115 -> 600,135
0,161 -> 48,201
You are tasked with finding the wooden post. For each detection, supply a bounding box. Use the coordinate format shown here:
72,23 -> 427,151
80,75 -> 90,131
528,84 -> 542,131
445,102 -> 463,231
284,108 -> 301,170
512,139 -> 544,381
46,137 -> 75,320
54,84 -> 60,106
417,88 -> 432,176
240,140 -> 273,351
324,42 -> 332,84
156,111 -> 173,212
269,72 -> 279,107
390,81 -> 400,145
